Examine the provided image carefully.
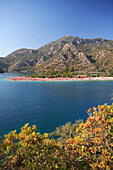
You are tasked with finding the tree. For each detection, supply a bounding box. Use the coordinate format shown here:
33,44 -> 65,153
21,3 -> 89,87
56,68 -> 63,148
0,68 -> 4,73
69,67 -> 74,72
49,120 -> 82,142
61,67 -> 69,73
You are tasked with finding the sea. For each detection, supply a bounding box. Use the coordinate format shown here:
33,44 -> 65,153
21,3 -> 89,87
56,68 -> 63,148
0,73 -> 113,137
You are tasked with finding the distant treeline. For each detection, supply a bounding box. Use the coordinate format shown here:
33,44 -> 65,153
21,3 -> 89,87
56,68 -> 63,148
28,67 -> 113,78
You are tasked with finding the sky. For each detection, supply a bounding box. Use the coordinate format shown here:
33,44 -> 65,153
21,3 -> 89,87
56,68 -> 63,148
0,0 -> 113,57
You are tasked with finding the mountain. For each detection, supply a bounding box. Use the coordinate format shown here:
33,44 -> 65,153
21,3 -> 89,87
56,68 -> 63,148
0,36 -> 113,73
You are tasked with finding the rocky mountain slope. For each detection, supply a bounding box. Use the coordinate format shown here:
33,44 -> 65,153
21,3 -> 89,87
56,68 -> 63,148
0,36 -> 113,73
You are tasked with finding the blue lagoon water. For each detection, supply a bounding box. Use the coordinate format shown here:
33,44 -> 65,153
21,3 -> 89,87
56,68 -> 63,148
0,73 -> 113,137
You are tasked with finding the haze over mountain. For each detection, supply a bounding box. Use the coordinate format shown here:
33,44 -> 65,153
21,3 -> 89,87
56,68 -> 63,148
0,36 -> 113,73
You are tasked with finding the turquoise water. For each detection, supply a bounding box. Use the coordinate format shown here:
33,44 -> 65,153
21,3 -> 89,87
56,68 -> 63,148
0,73 -> 113,137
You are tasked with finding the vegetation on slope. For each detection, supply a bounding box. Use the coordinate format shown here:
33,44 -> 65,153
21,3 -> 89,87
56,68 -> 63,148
0,68 -> 4,73
0,103 -> 113,169
29,66 -> 113,78
29,67 -> 76,78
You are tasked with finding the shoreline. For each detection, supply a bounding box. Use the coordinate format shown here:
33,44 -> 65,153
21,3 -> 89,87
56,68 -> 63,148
10,76 -> 113,82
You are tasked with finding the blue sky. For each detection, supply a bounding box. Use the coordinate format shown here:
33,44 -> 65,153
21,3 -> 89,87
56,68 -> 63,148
0,0 -> 113,57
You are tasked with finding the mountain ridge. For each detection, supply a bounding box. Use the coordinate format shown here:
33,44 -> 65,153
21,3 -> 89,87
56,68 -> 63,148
0,36 -> 113,73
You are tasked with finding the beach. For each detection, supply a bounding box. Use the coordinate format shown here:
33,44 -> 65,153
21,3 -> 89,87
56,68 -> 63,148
10,76 -> 113,81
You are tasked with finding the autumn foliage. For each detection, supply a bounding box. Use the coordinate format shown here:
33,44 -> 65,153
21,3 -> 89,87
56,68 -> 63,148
0,103 -> 113,169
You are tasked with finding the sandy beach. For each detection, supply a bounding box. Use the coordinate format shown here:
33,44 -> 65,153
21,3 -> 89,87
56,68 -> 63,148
10,76 -> 113,81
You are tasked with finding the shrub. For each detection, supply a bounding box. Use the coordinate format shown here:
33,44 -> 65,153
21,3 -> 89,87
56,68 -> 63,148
0,104 -> 113,169
49,120 -> 82,143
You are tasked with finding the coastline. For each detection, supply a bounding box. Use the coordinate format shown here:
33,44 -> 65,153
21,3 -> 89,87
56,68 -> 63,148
10,76 -> 113,82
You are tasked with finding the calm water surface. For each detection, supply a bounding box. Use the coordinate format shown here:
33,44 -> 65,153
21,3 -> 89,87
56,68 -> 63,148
0,73 -> 113,137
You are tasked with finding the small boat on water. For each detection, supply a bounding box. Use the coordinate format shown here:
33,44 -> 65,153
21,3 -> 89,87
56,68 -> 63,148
38,83 -> 42,86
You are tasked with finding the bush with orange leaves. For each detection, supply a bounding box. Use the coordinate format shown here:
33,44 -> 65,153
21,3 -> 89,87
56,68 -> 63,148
74,103 -> 113,169
0,103 -> 113,169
